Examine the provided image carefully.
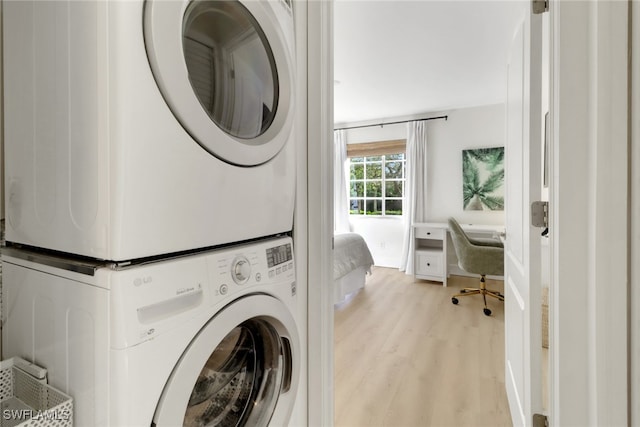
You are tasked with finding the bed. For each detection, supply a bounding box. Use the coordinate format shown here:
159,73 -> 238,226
333,232 -> 375,304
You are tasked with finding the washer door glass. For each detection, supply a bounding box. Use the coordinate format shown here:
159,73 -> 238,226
144,0 -> 294,166
183,1 -> 277,139
153,295 -> 299,426
185,319 -> 291,426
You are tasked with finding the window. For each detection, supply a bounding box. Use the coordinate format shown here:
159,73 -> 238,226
349,151 -> 405,216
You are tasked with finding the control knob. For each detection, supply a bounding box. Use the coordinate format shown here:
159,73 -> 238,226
232,256 -> 251,285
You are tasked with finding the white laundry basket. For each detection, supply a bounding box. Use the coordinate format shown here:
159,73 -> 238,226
0,358 -> 72,427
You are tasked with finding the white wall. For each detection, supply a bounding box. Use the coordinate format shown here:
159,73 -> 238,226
426,104 -> 505,225
349,216 -> 403,268
343,104 -> 506,268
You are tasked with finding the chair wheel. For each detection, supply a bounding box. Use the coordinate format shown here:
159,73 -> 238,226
452,297 -> 459,305
460,289 -> 467,293
483,308 -> 492,316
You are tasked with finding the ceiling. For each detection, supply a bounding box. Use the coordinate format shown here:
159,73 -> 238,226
333,1 -> 524,126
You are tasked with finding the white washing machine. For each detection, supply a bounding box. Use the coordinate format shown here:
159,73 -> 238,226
3,0 -> 296,261
1,236 -> 306,426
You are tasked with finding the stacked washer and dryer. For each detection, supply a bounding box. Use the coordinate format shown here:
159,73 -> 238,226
1,1 -> 304,426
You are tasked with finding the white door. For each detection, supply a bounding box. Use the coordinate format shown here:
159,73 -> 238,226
504,5 -> 543,427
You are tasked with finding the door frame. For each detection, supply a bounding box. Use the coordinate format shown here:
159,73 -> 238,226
549,1 -> 628,425
305,0 -> 335,426
305,0 -> 632,425
632,1 -> 640,423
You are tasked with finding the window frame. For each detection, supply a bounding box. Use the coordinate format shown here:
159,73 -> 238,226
347,140 -> 406,217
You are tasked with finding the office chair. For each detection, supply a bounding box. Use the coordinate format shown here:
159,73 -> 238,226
448,217 -> 504,316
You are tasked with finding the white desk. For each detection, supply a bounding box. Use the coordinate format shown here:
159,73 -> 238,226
413,222 -> 505,286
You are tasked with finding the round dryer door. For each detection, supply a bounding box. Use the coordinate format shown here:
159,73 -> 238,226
144,0 -> 295,166
153,295 -> 300,426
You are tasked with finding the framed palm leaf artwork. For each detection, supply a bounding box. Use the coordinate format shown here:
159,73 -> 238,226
462,147 -> 505,211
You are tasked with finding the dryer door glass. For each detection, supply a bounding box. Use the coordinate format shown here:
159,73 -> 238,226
183,1 -> 278,140
145,0 -> 294,166
184,318 -> 291,426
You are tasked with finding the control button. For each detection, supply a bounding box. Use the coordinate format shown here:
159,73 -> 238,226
255,273 -> 262,282
232,256 -> 251,285
276,267 -> 282,275
288,262 -> 293,270
269,270 -> 275,278
219,284 -> 228,295
282,264 -> 288,272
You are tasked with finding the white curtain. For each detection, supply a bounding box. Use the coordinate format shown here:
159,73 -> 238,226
400,121 -> 429,274
334,129 -> 351,233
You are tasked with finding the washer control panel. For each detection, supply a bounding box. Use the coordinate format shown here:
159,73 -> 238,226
110,236 -> 295,349
211,237 -> 295,303
265,241 -> 293,278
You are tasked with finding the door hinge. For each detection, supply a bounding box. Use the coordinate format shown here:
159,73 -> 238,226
533,413 -> 549,427
532,0 -> 549,14
531,201 -> 549,228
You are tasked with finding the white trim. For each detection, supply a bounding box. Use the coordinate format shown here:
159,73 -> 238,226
293,1 -> 309,425
306,0 -> 334,426
550,1 -> 628,425
630,1 -> 639,423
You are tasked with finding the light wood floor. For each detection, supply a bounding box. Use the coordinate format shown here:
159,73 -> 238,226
334,267 -> 512,427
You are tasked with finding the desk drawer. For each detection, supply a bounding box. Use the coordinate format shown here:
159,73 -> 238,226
415,227 -> 445,240
415,249 -> 444,277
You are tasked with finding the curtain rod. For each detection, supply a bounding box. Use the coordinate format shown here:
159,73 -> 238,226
334,115 -> 448,131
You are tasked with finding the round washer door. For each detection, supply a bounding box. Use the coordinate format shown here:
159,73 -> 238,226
144,0 -> 294,166
153,295 -> 300,427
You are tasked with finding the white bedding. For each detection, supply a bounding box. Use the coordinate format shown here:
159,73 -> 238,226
334,266 -> 368,305
334,233 -> 374,303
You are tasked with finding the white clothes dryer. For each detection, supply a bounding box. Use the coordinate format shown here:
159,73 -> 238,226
3,0 -> 296,261
1,236 -> 305,427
